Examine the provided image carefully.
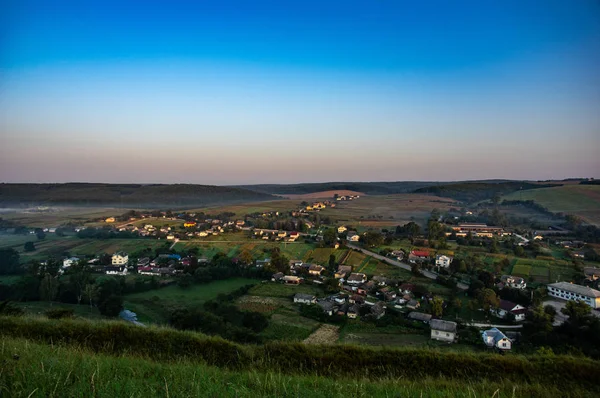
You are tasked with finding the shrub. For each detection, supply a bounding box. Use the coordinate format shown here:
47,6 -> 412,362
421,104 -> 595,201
45,307 -> 75,319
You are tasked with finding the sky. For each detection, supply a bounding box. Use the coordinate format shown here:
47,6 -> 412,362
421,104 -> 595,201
1,0 -> 599,184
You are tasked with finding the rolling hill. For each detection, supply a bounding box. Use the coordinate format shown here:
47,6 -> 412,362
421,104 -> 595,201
0,183 -> 276,208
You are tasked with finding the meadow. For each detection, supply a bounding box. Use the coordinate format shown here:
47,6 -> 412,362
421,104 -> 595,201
502,184 -> 600,225
2,317 -> 599,397
3,335 -> 588,398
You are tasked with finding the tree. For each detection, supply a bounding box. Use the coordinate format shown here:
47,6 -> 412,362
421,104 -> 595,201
83,283 -> 99,309
23,242 -> 36,252
39,274 -> 59,305
361,231 -> 384,248
328,254 -> 336,271
431,296 -> 444,317
452,298 -> 463,314
477,288 -> 499,312
0,248 -> 21,275
177,273 -> 194,289
323,228 -> 337,246
514,245 -> 525,257
561,300 -> 592,322
98,294 -> 123,317
68,261 -> 91,305
427,220 -> 444,241
239,250 -> 253,266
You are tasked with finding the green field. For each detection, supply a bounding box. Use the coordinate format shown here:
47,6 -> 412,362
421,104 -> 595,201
124,278 -> 258,323
502,184 -> 600,225
14,301 -> 103,320
248,282 -> 323,299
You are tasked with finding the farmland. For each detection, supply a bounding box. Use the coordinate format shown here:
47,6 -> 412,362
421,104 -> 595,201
502,184 -> 600,225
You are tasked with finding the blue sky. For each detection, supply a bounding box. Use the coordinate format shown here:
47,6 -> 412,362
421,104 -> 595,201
1,0 -> 599,184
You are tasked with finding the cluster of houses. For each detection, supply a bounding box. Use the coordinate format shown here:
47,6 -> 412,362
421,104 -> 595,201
447,223 -> 510,238
253,229 -> 301,242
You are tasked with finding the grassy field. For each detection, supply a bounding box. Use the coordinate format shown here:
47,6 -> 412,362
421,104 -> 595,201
248,282 -> 323,298
124,278 -> 258,323
13,301 -> 103,319
0,206 -> 124,227
3,336 -> 587,398
502,184 -> 600,225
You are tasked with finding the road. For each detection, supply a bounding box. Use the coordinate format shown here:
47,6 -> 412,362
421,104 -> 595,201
465,323 -> 523,329
345,243 -> 469,290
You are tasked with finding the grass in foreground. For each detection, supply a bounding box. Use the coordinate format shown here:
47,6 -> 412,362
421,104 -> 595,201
1,336 -> 593,398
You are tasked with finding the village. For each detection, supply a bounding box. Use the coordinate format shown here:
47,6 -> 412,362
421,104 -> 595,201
21,194 -> 598,353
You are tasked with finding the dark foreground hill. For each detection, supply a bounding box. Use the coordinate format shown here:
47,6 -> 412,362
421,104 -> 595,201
1,316 -> 599,397
0,183 -> 275,208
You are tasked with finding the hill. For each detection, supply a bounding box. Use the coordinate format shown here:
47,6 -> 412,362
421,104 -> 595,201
413,181 -> 561,203
1,316 -> 599,397
0,183 -> 275,208
502,185 -> 600,225
234,181 -> 441,195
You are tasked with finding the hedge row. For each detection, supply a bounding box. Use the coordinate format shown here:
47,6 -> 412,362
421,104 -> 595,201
1,316 -> 599,389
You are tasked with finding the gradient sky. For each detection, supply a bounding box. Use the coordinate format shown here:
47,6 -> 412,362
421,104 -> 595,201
1,1 -> 599,184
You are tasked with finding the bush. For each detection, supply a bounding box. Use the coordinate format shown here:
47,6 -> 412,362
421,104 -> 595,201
45,307 -> 75,319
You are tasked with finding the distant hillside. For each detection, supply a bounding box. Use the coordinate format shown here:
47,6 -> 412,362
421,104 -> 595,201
414,181 -> 561,203
502,185 -> 600,225
0,183 -> 275,208
235,181 -> 442,195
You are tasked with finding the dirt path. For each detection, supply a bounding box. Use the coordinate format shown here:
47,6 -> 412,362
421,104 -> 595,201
303,324 -> 340,345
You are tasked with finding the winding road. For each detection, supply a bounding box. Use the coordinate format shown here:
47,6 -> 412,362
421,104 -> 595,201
345,243 -> 469,290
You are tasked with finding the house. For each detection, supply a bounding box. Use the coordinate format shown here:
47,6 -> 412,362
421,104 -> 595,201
105,266 -> 127,276
335,265 -> 352,279
482,328 -> 512,350
271,272 -> 284,282
288,231 -> 300,241
347,273 -> 367,285
318,301 -> 335,316
337,226 -> 347,234
406,299 -> 420,310
308,264 -> 325,276
435,255 -> 453,268
500,275 -> 527,289
408,250 -> 430,264
370,302 -> 386,319
573,251 -> 586,259
112,252 -> 129,265
283,275 -> 301,285
256,258 -> 271,268
347,304 -> 359,319
399,283 -> 415,295
584,267 -> 600,281
294,293 -> 316,304
349,294 -> 365,305
495,300 -> 527,321
547,282 -> 600,309
105,217 -> 115,223
372,275 -> 389,286
450,223 -> 507,238
407,311 -> 432,323
277,231 -> 287,238
390,250 -> 404,261
138,266 -> 159,276
347,231 -> 360,242
430,319 -> 457,343
137,257 -> 150,267
166,235 -> 175,240
62,257 -> 80,268
183,221 -> 197,228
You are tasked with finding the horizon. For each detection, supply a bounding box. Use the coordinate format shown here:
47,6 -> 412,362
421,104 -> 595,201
1,1 -> 599,184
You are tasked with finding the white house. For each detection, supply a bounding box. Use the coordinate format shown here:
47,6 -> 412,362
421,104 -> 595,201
105,266 -> 128,276
500,275 -> 527,289
430,319 -> 457,343
112,252 -> 129,265
435,255 -> 453,268
347,273 -> 367,285
293,293 -> 316,304
62,257 -> 80,268
547,282 -> 600,309
347,231 -> 360,242
495,300 -> 527,322
482,328 -> 512,350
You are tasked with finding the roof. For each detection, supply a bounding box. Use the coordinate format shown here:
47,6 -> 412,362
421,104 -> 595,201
347,273 -> 366,282
548,282 -> 600,298
407,312 -> 432,322
499,299 -> 519,312
400,283 -> 415,291
337,265 -> 352,273
584,267 -> 600,277
294,293 -> 315,300
318,301 -> 335,311
482,327 -> 510,344
430,319 -> 457,333
411,250 -> 429,257
309,264 -> 324,271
